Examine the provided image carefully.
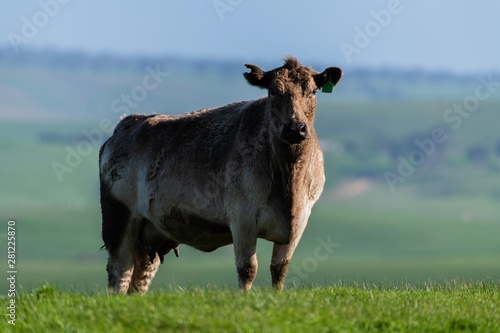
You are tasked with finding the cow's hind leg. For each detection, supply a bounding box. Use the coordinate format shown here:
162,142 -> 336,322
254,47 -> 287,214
101,182 -> 139,294
128,222 -> 161,295
128,249 -> 161,294
104,219 -> 140,294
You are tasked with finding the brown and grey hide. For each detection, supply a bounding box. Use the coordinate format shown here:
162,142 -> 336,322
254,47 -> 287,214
99,56 -> 342,293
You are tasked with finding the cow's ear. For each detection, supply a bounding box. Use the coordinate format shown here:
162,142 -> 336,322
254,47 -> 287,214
313,67 -> 343,90
244,64 -> 272,89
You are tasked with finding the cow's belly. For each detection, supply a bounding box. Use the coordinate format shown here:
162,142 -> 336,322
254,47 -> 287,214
157,209 -> 233,252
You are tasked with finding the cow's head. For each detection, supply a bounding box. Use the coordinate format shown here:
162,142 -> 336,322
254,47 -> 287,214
244,57 -> 342,145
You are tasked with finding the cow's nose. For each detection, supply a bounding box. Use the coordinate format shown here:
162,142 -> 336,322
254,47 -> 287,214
282,120 -> 309,144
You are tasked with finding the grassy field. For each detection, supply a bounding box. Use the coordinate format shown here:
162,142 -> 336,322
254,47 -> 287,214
2,281 -> 499,332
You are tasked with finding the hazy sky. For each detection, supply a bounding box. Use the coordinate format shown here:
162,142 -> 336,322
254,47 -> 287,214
1,0 -> 499,74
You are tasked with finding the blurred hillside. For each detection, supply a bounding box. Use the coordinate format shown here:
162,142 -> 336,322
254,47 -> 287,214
1,48 -> 498,121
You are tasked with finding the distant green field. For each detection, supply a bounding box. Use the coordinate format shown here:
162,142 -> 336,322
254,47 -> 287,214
2,282 -> 499,332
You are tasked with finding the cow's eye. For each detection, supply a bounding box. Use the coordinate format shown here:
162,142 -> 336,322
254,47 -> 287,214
268,88 -> 276,96
310,89 -> 317,96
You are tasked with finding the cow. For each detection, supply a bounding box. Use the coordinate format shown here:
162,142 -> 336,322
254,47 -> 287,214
99,56 -> 342,293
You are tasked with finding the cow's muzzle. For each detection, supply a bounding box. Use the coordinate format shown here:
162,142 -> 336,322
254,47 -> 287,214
281,120 -> 309,144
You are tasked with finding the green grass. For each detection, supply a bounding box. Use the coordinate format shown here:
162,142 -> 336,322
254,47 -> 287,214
2,281 -> 499,333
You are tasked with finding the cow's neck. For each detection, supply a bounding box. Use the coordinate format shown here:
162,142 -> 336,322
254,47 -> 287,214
268,129 -> 316,196
267,135 -> 316,239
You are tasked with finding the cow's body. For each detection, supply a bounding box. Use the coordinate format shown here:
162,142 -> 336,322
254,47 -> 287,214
100,57 -> 342,293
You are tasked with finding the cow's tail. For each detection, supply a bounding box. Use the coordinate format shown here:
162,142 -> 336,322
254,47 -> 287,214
99,139 -> 129,254
99,179 -> 131,254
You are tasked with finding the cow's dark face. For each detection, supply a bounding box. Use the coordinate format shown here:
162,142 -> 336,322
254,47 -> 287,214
244,57 -> 342,145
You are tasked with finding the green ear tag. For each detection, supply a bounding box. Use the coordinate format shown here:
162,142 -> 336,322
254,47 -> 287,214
322,76 -> 334,93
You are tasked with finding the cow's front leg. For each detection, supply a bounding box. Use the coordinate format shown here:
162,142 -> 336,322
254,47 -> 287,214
270,243 -> 293,290
270,211 -> 311,290
231,222 -> 258,291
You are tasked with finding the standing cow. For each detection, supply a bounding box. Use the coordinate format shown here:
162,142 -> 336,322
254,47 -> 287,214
99,56 -> 342,293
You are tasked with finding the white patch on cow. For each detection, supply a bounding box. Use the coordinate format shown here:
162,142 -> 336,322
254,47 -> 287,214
136,163 -> 153,218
